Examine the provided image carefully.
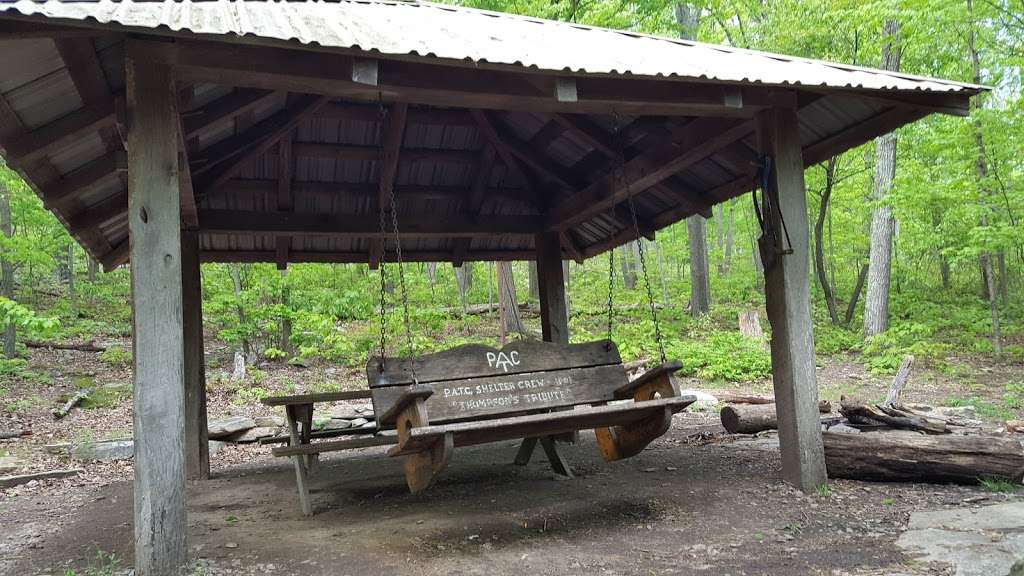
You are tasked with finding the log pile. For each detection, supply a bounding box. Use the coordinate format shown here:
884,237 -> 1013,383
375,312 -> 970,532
716,354 -> 1024,486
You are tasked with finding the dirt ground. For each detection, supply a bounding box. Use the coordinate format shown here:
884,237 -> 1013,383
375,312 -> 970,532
3,410 -> 1016,576
2,345 -> 1023,575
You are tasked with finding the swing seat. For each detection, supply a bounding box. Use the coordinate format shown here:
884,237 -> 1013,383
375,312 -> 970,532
369,340 -> 695,493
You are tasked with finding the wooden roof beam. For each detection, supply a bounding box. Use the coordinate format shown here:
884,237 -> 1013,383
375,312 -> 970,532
171,40 -> 778,117
199,210 -> 541,238
545,117 -> 756,231
193,94 -> 329,195
201,249 -> 537,264
182,89 -> 281,140
451,145 -> 497,267
370,102 -> 409,270
293,142 -> 479,165
40,154 -> 124,207
6,98 -> 117,166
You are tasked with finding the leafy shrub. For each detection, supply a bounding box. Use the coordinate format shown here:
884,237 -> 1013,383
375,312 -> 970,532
667,331 -> 771,382
99,344 -> 131,367
814,323 -> 861,355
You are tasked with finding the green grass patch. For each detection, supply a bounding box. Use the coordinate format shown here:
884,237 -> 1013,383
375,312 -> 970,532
979,477 -> 1020,493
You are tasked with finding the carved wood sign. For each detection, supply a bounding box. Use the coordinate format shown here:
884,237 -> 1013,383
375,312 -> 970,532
368,340 -> 628,425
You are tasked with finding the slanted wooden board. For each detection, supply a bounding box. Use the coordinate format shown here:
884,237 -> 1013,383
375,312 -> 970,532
368,340 -> 621,387
389,396 -> 695,455
372,363 -> 628,426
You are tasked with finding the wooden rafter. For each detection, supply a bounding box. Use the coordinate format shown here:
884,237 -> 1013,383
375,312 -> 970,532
202,249 -> 538,264
199,210 -> 540,238
276,132 -> 295,270
545,117 -> 756,231
6,99 -> 117,165
171,40 -> 777,117
41,155 -> 123,207
451,144 -> 497,267
369,102 -> 408,269
193,94 -> 329,196
183,89 -> 281,140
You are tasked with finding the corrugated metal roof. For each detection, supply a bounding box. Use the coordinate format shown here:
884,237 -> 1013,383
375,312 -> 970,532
0,0 -> 981,94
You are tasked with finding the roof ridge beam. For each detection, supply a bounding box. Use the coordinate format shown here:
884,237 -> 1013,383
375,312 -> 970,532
199,210 -> 540,238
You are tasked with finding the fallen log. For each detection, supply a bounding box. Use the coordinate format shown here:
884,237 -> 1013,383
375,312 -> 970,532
25,340 -> 106,353
0,468 -> 83,489
840,399 -> 948,434
823,431 -> 1024,484
0,430 -> 31,440
52,389 -> 92,419
720,401 -> 833,434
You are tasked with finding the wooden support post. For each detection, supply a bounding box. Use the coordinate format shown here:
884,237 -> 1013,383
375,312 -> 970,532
182,231 -> 209,480
285,404 -> 313,516
126,43 -> 189,574
535,232 -> 569,344
756,106 -> 827,493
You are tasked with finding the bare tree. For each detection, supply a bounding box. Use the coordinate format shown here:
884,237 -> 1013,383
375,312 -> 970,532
863,19 -> 901,337
815,157 -> 841,324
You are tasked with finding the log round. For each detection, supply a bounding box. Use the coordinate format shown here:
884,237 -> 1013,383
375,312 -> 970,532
823,431 -> 1024,484
720,401 -> 832,434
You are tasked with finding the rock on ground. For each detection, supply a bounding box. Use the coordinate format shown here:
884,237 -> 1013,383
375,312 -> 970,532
896,501 -> 1024,576
208,416 -> 256,439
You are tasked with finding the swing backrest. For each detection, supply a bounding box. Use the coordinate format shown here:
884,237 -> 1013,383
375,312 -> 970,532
368,340 -> 629,427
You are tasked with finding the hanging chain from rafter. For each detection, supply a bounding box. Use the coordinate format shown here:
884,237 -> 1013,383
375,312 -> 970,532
616,113 -> 667,364
376,100 -> 390,365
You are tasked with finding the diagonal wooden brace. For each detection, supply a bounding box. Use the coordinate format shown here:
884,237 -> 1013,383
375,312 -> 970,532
595,363 -> 682,462
385,389 -> 454,493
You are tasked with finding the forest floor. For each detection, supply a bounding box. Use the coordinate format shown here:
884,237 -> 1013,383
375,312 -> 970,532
1,340 -> 1023,575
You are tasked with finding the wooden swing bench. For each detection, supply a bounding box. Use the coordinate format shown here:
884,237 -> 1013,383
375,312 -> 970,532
370,339 -> 695,493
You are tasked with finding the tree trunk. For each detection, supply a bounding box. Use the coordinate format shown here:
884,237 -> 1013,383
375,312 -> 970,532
496,261 -> 523,337
228,263 -> 252,363
823,431 -> 1024,484
844,263 -> 869,326
67,243 -> 76,318
87,256 -> 98,282
723,199 -> 735,274
0,181 -> 15,358
967,0 -> 1002,353
815,157 -> 840,324
279,269 -> 293,356
528,261 -> 539,301
454,263 -> 473,313
676,3 -> 711,316
620,243 -> 638,290
863,19 -> 901,338
687,216 -> 711,316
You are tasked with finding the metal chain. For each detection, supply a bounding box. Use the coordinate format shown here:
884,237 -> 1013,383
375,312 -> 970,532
376,101 -> 389,365
615,112 -> 666,364
388,176 -> 417,382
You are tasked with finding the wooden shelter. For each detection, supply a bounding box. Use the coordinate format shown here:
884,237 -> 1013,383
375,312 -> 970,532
0,1 -> 982,573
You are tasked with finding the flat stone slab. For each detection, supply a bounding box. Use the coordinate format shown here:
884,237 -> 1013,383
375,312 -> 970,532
74,439 -> 134,461
254,415 -> 285,427
897,502 -> 1024,576
208,416 -> 256,439
0,455 -> 25,475
224,427 -> 277,443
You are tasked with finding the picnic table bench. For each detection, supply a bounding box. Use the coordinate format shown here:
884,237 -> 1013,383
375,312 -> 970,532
264,339 -> 694,515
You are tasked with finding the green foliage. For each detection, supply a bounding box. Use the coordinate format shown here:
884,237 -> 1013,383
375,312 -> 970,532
979,477 -> 1020,493
80,385 -> 130,410
0,297 -> 58,339
98,345 -> 130,368
668,332 -> 772,382
62,549 -> 121,576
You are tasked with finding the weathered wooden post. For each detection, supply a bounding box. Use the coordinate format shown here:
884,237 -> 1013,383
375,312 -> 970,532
514,232 -> 574,473
126,41 -> 188,574
182,230 -> 209,480
535,232 -> 569,344
756,104 -> 828,493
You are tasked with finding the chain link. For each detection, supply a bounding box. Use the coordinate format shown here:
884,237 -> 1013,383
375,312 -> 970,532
376,102 -> 389,365
613,111 -> 666,364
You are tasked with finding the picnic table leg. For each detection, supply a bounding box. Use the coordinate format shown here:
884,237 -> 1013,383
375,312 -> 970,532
296,404 -> 318,475
285,405 -> 313,516
540,437 -> 573,478
514,437 -> 538,465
